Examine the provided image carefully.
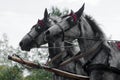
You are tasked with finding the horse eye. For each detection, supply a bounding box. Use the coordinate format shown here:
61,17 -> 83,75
35,26 -> 41,32
70,18 -> 74,22
67,17 -> 74,23
67,17 -> 77,27
54,20 -> 57,23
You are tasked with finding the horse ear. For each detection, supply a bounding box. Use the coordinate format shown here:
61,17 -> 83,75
69,10 -> 74,15
44,8 -> 49,21
75,3 -> 85,18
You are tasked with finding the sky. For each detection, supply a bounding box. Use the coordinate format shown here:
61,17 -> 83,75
0,0 -> 120,48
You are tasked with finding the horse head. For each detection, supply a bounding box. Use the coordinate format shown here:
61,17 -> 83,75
44,4 -> 105,51
44,4 -> 85,42
19,9 -> 61,51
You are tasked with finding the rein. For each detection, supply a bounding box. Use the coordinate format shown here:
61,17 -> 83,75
58,39 -> 104,67
44,37 -> 104,67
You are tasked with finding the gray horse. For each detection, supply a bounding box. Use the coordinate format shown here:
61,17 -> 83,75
19,9 -> 87,80
44,4 -> 120,80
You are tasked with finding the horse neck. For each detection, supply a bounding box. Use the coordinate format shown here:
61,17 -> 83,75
48,38 -> 65,58
48,39 -> 79,58
65,41 -> 80,57
78,16 -> 96,52
48,38 -> 80,63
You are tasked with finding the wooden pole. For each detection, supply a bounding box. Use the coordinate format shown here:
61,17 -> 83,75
8,55 -> 89,80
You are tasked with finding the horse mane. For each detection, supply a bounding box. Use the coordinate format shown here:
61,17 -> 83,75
85,15 -> 112,53
61,14 -> 106,39
85,15 -> 105,39
61,14 -> 69,18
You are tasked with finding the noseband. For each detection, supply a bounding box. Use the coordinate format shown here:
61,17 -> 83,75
26,18 -> 59,47
27,32 -> 40,47
56,23 -> 65,41
55,16 -> 82,41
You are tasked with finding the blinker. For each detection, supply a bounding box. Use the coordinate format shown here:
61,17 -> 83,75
38,20 -> 44,26
67,14 -> 78,27
116,42 -> 120,50
69,14 -> 77,22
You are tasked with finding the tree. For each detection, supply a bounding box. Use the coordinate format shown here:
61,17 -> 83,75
49,6 -> 69,16
0,65 -> 23,80
0,6 -> 70,80
0,33 -> 13,66
23,69 -> 52,80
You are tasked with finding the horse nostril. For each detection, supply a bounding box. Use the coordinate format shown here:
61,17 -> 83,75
19,42 -> 23,47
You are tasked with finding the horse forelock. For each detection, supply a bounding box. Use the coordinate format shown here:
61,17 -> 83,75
49,15 -> 62,23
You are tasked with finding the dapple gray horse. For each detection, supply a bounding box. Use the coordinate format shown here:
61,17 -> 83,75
19,9 -> 87,80
44,4 -> 120,80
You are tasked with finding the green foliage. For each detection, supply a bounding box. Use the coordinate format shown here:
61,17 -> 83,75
0,6 -> 69,80
23,69 -> 52,80
0,65 -> 23,80
0,65 -> 52,80
50,7 -> 62,16
0,33 -> 52,80
49,6 -> 69,16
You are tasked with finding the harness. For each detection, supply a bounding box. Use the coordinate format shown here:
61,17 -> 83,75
48,16 -> 120,75
56,23 -> 65,41
27,15 -> 120,76
27,32 -> 41,47
86,64 -> 120,75
23,33 -> 120,76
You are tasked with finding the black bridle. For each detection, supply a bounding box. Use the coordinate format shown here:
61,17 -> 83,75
26,20 -> 48,47
27,32 -> 40,47
54,15 -> 120,75
55,23 -> 65,41
54,15 -> 82,42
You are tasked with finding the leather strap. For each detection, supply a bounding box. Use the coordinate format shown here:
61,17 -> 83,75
86,64 -> 120,75
56,23 -> 65,41
59,40 -> 104,67
45,50 -> 66,66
